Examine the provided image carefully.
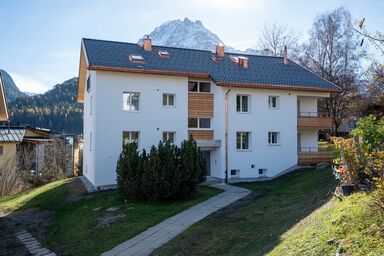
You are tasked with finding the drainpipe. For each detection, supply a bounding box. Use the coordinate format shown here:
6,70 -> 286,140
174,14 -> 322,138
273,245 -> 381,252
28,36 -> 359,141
225,88 -> 231,184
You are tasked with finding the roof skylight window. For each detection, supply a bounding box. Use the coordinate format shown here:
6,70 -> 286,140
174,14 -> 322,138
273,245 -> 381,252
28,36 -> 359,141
158,50 -> 170,58
229,55 -> 239,64
129,54 -> 144,62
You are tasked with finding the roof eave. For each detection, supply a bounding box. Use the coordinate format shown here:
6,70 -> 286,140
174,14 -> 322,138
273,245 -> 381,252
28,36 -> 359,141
77,40 -> 89,104
215,81 -> 341,93
0,72 -> 9,121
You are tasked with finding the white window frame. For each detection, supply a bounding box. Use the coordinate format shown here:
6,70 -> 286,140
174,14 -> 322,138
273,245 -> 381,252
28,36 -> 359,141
236,95 -> 250,113
163,93 -> 175,107
123,92 -> 140,112
188,81 -> 212,93
123,131 -> 140,147
236,132 -> 251,151
163,131 -> 176,144
188,117 -> 211,130
268,132 -> 281,145
268,96 -> 280,109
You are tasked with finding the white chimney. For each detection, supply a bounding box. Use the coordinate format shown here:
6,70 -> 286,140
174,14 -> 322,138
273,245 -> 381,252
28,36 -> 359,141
284,46 -> 288,65
143,35 -> 152,51
216,42 -> 225,57
238,56 -> 249,69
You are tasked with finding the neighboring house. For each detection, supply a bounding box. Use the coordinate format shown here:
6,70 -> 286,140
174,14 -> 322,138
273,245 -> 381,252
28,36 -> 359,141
0,126 -> 53,174
77,37 -> 340,189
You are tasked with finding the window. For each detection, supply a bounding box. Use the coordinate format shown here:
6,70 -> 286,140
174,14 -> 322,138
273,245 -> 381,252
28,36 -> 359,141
163,132 -> 175,143
236,95 -> 249,113
158,50 -> 170,58
163,93 -> 175,107
86,76 -> 91,92
129,54 -> 144,62
268,132 -> 280,145
123,92 -> 140,112
230,169 -> 239,176
268,96 -> 279,109
0,145 -> 3,156
236,132 -> 250,150
188,81 -> 211,93
188,118 -> 211,129
259,168 -> 267,176
123,131 -> 139,146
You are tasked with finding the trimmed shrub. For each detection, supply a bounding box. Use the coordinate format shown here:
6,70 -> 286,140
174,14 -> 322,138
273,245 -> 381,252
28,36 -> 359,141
116,138 -> 207,201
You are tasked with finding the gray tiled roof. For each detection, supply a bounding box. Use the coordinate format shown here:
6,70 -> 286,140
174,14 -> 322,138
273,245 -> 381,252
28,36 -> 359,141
82,38 -> 339,91
0,128 -> 25,142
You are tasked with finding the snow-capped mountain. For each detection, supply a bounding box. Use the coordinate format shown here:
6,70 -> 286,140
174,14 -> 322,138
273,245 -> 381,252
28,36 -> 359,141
143,18 -> 260,55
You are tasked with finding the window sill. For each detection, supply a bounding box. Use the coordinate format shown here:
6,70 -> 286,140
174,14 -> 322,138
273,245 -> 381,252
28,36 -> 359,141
236,149 -> 252,152
236,111 -> 251,114
268,143 -> 281,146
163,105 -> 176,108
188,128 -> 213,131
123,110 -> 141,113
268,107 -> 280,110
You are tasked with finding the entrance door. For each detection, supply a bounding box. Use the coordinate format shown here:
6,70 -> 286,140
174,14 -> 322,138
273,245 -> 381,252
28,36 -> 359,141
201,151 -> 211,176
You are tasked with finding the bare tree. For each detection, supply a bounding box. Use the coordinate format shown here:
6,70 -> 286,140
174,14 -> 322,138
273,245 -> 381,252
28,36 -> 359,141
258,23 -> 299,57
0,153 -> 20,196
299,7 -> 362,134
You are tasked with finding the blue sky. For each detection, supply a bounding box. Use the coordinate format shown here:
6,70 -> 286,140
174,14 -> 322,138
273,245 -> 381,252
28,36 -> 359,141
0,0 -> 383,93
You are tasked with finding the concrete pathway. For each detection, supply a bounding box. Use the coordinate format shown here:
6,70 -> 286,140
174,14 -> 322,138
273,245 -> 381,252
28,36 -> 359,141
102,184 -> 250,256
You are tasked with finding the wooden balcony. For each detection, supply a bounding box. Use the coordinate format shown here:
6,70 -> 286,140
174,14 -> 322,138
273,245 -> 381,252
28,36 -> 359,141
298,147 -> 333,165
188,130 -> 214,140
298,112 -> 332,130
188,93 -> 214,117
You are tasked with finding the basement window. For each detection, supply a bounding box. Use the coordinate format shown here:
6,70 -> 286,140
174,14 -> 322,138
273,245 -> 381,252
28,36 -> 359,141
259,168 -> 267,176
158,50 -> 170,58
230,169 -> 240,176
129,54 -> 144,63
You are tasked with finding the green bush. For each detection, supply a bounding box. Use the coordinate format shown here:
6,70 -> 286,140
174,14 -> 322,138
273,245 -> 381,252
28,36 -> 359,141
116,138 -> 207,201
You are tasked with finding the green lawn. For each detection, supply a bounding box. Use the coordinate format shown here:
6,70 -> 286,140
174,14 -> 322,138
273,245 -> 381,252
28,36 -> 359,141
0,178 -> 222,256
153,168 -> 338,256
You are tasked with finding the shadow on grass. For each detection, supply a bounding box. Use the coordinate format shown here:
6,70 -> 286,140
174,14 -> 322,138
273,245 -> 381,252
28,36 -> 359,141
153,167 -> 338,256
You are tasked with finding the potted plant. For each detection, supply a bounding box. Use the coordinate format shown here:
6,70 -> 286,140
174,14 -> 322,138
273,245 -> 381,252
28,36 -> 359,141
334,165 -> 355,196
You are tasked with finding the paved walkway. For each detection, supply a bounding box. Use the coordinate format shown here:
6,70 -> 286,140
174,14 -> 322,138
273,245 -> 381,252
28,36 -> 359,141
102,184 -> 250,256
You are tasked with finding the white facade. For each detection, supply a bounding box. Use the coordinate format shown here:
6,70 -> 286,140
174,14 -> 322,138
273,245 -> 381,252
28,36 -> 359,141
83,71 -> 330,188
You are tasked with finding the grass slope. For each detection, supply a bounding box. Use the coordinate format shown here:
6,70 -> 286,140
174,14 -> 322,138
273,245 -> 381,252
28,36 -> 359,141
0,178 -> 222,256
153,168 -> 338,256
268,192 -> 384,256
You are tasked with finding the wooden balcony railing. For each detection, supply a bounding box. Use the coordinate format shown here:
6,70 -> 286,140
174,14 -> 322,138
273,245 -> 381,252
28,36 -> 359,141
188,93 -> 214,117
298,112 -> 332,130
298,147 -> 333,165
188,130 -> 214,140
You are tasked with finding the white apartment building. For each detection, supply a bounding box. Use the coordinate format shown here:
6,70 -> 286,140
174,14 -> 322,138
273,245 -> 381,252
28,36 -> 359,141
77,37 -> 339,189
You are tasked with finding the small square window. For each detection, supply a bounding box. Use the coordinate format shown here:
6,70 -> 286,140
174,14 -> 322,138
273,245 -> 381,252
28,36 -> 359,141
268,132 -> 280,145
123,131 -> 139,146
199,82 -> 211,93
230,169 -> 239,176
259,168 -> 267,176
268,96 -> 279,109
237,132 -> 250,150
188,81 -> 198,92
123,92 -> 140,112
188,118 -> 198,128
199,118 -> 211,129
236,95 -> 249,113
163,94 -> 175,107
163,132 -> 175,144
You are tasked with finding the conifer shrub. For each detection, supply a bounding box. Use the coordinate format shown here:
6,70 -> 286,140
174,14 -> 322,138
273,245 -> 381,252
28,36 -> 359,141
116,138 -> 207,201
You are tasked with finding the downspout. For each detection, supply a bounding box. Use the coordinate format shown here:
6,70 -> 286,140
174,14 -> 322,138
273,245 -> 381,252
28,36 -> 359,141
225,88 -> 231,184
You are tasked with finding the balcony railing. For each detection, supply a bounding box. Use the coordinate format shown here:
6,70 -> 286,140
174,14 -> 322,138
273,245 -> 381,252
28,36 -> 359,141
298,147 -> 333,165
298,112 -> 332,130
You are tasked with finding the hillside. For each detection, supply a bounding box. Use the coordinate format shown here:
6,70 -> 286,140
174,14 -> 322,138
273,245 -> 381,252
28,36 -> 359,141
0,69 -> 27,102
268,192 -> 384,255
8,78 -> 83,134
